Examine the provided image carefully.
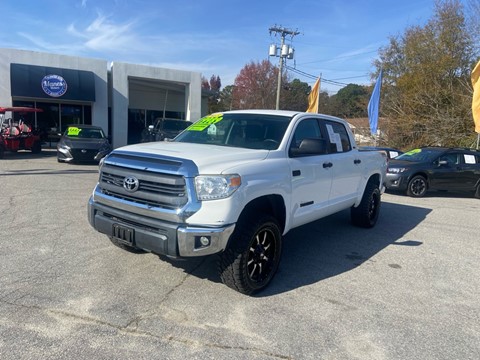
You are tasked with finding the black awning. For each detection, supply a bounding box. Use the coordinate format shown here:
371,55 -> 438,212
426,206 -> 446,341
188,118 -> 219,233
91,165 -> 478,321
10,63 -> 96,102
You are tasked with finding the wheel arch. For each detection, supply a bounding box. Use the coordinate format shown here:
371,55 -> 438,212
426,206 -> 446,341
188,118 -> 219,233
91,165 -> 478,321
355,173 -> 381,207
407,172 -> 430,188
237,194 -> 286,234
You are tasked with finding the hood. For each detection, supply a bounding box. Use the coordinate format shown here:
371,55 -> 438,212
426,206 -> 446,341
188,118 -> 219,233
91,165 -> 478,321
388,159 -> 426,168
62,137 -> 109,149
113,142 -> 269,173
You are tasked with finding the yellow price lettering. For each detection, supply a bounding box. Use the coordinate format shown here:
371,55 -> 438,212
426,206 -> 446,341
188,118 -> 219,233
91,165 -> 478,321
67,127 -> 82,136
187,113 -> 223,131
405,148 -> 421,155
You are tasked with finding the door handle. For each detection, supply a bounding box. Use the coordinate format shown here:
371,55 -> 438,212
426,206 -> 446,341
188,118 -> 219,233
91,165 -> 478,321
354,159 -> 361,164
323,162 -> 333,168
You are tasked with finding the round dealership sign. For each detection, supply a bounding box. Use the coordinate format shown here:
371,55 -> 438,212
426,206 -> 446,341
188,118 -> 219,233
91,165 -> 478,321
41,74 -> 67,97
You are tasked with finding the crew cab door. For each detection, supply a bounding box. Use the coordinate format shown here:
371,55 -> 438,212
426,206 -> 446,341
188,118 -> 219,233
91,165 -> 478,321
287,118 -> 334,228
323,120 -> 363,207
430,152 -> 480,191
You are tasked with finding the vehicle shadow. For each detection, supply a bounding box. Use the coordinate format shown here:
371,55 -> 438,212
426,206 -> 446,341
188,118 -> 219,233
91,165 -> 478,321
0,148 -> 57,160
0,168 -> 99,176
161,201 -> 431,296
386,189 -> 476,199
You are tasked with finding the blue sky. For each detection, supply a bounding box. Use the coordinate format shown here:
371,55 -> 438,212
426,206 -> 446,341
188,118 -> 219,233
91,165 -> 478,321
0,0 -> 460,94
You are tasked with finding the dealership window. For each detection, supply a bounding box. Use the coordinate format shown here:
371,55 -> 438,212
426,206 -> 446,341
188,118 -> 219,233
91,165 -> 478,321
12,100 -> 91,143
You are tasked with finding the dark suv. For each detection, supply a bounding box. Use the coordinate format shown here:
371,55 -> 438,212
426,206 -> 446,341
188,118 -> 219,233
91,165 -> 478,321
141,118 -> 192,142
385,147 -> 480,198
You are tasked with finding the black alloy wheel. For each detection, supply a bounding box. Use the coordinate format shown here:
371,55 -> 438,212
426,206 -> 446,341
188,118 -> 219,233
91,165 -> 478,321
247,226 -> 278,284
407,175 -> 428,197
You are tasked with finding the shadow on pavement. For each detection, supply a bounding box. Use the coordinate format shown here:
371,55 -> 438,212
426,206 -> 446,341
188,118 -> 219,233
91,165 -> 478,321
0,147 -> 57,160
161,200 -> 432,296
386,189 -> 476,199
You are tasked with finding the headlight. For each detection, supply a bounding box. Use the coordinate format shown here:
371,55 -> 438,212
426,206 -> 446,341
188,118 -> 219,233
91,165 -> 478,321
58,143 -> 70,151
99,143 -> 110,152
195,174 -> 241,201
387,167 -> 407,174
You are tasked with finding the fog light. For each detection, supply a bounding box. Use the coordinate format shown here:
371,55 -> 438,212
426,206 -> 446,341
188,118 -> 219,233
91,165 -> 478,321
199,236 -> 210,246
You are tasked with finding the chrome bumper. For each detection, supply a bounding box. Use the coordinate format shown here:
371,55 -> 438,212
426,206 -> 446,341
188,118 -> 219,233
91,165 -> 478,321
88,196 -> 235,257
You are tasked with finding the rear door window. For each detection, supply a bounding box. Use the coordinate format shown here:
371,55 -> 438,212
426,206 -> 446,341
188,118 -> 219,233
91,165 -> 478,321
324,120 -> 351,153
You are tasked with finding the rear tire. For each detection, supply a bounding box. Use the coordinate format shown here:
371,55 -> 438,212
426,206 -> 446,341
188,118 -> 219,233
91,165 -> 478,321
218,214 -> 282,295
407,175 -> 427,197
351,181 -> 381,228
475,184 -> 480,199
0,145 -> 4,159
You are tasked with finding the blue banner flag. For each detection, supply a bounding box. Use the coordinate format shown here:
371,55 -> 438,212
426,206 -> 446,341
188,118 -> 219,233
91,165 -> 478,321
368,69 -> 383,135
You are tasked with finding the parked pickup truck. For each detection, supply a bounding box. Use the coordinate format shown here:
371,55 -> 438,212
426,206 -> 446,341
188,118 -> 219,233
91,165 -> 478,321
88,110 -> 387,294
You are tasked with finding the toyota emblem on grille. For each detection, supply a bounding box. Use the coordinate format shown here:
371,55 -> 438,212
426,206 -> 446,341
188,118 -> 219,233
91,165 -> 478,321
123,176 -> 140,192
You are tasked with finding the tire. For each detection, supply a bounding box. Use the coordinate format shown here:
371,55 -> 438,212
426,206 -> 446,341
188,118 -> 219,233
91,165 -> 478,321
218,214 -> 282,295
351,181 -> 381,228
475,184 -> 480,199
0,146 -> 4,159
109,236 -> 146,254
407,175 -> 427,197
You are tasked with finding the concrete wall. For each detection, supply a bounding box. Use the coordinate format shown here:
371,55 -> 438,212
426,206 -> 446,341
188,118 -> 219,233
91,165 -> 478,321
0,48 -> 109,133
110,62 -> 201,148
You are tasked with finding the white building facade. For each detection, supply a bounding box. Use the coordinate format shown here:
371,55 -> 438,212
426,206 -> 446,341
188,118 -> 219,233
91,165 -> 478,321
0,48 -> 202,148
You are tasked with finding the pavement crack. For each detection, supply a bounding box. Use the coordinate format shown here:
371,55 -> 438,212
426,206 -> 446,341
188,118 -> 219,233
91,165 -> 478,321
1,298 -> 293,359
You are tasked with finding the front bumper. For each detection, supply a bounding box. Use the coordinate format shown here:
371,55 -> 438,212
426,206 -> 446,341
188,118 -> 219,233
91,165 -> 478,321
57,147 -> 110,163
88,196 -> 235,257
385,173 -> 409,191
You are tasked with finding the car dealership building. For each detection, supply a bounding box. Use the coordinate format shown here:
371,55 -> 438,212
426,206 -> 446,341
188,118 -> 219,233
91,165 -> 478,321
0,48 -> 202,148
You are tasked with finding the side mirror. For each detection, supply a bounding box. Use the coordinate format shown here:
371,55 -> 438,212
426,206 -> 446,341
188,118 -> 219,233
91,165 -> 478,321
290,138 -> 327,157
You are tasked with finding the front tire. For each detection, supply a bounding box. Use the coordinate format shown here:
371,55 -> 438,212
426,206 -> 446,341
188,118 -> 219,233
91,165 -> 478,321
219,214 -> 282,295
351,181 -> 381,228
407,175 -> 427,197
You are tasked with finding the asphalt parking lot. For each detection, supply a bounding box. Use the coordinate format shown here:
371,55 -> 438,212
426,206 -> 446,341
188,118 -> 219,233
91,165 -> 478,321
1,149 -> 479,360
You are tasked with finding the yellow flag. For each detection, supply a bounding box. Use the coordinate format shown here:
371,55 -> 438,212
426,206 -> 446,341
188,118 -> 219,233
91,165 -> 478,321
472,60 -> 480,133
306,78 -> 320,113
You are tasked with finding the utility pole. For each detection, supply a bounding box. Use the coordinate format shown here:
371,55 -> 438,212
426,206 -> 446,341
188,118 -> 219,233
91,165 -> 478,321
269,26 -> 300,110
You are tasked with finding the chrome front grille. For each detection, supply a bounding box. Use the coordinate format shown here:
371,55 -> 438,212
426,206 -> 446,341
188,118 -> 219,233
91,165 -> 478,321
99,165 -> 188,210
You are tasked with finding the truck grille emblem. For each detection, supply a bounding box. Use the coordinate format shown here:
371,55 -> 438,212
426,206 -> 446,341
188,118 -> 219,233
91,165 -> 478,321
123,176 -> 140,192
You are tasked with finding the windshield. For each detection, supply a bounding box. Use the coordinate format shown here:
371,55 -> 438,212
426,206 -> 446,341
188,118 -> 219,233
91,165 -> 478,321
65,126 -> 105,139
395,148 -> 442,162
175,113 -> 291,150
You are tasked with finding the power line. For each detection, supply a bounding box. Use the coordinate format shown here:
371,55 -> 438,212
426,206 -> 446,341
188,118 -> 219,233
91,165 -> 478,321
285,65 -> 351,87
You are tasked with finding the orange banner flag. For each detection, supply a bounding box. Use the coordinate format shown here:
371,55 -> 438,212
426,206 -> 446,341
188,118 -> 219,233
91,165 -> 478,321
306,78 -> 320,113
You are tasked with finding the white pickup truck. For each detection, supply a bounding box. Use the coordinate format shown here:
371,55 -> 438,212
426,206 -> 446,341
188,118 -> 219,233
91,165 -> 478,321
88,110 -> 387,294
